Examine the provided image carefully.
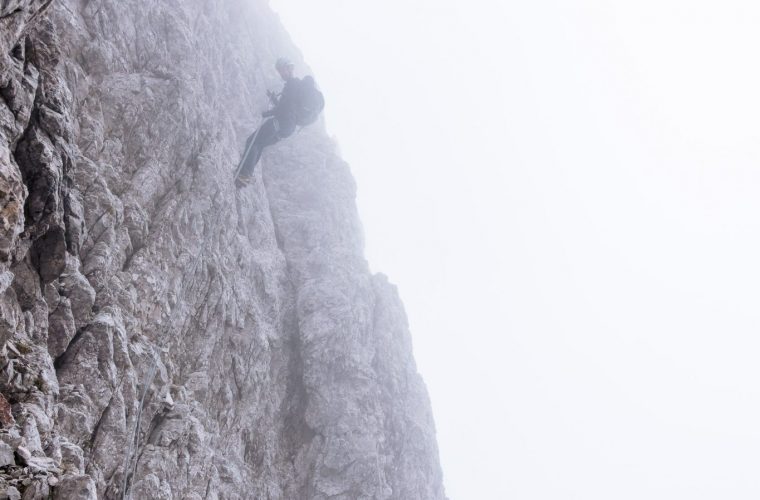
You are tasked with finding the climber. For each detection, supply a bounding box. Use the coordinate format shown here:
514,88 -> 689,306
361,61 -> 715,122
234,57 -> 325,188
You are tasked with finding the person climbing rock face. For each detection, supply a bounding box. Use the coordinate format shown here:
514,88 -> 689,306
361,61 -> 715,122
234,57 -> 325,188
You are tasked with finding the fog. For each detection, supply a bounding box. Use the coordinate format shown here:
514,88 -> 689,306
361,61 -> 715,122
269,1 -> 760,498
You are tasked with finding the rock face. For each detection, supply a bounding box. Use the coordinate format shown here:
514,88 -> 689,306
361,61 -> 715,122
0,0 -> 445,498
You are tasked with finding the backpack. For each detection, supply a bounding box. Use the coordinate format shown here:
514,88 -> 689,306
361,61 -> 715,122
295,76 -> 325,127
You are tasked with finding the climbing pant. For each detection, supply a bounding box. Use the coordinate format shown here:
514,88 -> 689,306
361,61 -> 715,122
239,117 -> 296,178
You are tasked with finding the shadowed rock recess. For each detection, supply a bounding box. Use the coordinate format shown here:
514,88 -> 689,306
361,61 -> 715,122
0,0 -> 445,498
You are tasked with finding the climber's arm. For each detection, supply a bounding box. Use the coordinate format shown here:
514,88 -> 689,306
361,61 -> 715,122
262,90 -> 281,118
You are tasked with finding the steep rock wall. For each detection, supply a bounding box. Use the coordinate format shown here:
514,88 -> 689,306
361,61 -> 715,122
0,0 -> 445,498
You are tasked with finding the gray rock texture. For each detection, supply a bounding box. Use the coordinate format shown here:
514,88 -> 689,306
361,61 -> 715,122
0,0 -> 445,498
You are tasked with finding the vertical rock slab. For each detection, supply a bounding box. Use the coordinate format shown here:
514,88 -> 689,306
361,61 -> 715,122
264,133 -> 445,498
0,0 -> 446,498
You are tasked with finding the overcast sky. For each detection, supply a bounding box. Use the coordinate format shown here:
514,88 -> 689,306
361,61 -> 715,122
268,1 -> 760,498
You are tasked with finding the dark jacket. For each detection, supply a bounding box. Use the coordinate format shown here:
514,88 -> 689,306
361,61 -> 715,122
264,77 -> 302,136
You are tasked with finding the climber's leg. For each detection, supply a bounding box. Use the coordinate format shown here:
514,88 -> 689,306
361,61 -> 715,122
237,118 -> 280,183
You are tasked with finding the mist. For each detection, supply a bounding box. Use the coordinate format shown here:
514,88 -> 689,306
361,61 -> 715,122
270,1 -> 760,498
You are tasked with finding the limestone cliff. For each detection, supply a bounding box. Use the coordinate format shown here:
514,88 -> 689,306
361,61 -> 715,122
0,1 -> 445,498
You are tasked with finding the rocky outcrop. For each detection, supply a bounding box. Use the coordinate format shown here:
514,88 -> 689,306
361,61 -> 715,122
0,0 -> 445,498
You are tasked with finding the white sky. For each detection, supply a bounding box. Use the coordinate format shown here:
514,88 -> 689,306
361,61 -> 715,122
268,1 -> 760,498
